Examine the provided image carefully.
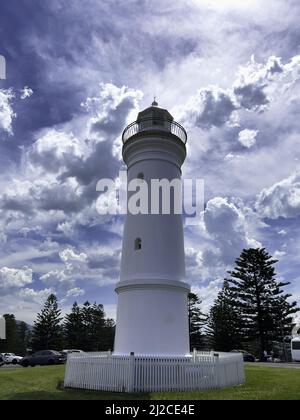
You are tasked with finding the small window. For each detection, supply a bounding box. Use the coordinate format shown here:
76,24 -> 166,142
137,172 -> 144,180
135,238 -> 142,251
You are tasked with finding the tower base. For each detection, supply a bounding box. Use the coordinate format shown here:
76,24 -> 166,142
114,279 -> 191,357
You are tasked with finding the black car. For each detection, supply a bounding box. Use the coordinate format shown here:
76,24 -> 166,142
21,350 -> 67,367
230,350 -> 256,362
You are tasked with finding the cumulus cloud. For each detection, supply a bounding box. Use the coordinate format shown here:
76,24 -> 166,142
39,244 -> 121,294
20,86 -> 33,100
2,0 -> 300,322
0,267 -> 33,290
0,89 -> 15,134
19,287 -> 54,302
238,129 -> 259,148
0,82 -> 140,241
181,86 -> 237,129
40,269 -> 73,288
59,248 -> 87,263
28,130 -> 85,174
1,177 -> 85,215
234,55 -> 300,111
82,83 -> 142,141
256,170 -> 300,219
204,197 -> 260,264
180,54 -> 300,133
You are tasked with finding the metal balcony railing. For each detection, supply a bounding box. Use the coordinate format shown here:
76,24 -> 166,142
122,117 -> 187,145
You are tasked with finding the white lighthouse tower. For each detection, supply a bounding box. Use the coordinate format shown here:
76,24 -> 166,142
64,101 -> 246,393
114,100 -> 191,356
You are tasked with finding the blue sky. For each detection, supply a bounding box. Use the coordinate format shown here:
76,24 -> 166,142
0,0 -> 300,323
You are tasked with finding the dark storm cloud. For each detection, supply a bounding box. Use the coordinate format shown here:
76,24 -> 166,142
0,0 -> 200,170
61,141 -> 119,187
182,86 -> 237,130
234,84 -> 269,111
196,89 -> 237,128
1,195 -> 34,215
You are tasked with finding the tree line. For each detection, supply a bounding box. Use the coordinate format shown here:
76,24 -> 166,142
0,299 -> 115,355
1,248 -> 299,360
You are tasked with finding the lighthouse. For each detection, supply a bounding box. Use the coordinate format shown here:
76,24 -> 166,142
114,101 -> 191,356
65,101 -> 245,392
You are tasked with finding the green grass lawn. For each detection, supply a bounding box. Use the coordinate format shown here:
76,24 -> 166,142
0,365 -> 299,400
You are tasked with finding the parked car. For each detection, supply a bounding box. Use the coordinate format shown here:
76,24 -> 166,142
0,354 -> 4,367
61,349 -> 85,355
21,350 -> 67,367
2,353 -> 23,365
230,350 -> 256,362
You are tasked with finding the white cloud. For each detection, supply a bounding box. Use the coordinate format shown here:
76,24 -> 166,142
192,279 -> 223,314
20,86 -> 33,100
82,83 -> 142,141
204,197 -> 261,264
0,288 -> 54,324
19,288 -> 54,302
66,288 -> 85,298
0,267 -> 33,290
0,89 -> 15,134
274,250 -> 287,259
238,129 -> 259,148
59,248 -> 87,263
28,129 -> 85,173
40,269 -> 73,288
256,170 -> 300,219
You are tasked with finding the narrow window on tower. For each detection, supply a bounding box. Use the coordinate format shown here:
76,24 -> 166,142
135,238 -> 142,251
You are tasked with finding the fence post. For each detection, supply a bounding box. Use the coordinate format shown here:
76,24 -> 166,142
213,353 -> 220,389
128,352 -> 135,393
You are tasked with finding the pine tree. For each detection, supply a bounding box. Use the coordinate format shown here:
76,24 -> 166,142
81,301 -> 94,351
31,294 -> 63,351
188,293 -> 207,350
102,319 -> 115,351
16,322 -> 31,356
207,281 -> 243,351
64,301 -> 114,351
64,302 -> 85,349
226,248 -> 299,360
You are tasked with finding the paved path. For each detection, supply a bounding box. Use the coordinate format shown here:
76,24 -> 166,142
247,362 -> 300,369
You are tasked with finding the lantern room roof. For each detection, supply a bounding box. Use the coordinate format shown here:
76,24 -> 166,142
137,102 -> 174,122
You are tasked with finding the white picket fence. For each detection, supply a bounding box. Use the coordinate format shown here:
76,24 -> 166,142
64,351 -> 245,393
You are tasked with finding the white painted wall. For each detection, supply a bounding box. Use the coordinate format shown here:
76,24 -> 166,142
114,120 -> 190,356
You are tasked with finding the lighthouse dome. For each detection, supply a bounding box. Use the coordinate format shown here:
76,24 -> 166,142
137,102 -> 174,122
122,101 -> 187,145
